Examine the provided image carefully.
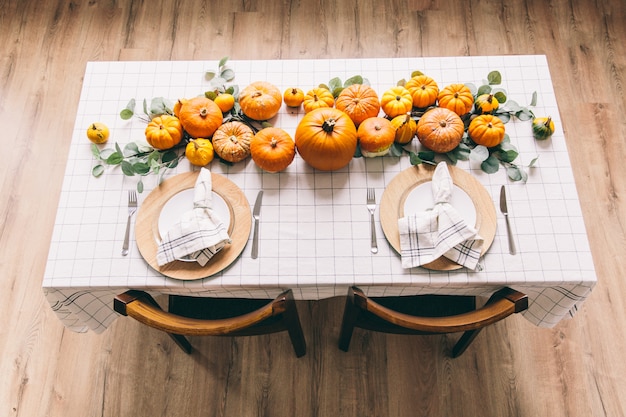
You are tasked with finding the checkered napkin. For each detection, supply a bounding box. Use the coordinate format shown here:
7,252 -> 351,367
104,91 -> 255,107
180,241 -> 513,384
397,162 -> 483,270
156,168 -> 231,267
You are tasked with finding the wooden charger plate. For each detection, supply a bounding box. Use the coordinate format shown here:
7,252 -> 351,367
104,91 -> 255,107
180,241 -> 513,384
135,171 -> 251,280
380,164 -> 497,270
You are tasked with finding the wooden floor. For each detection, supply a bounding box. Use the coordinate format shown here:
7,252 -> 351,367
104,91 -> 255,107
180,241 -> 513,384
1,0 -> 625,416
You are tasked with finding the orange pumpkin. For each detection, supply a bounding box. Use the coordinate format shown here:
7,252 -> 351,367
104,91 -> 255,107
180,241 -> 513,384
468,115 -> 506,147
178,97 -> 223,138
390,113 -> 417,145
474,93 -> 499,114
250,127 -> 296,173
405,75 -> 439,108
303,87 -> 335,113
212,121 -> 253,163
283,87 -> 305,107
294,108 -> 358,171
380,86 -> 413,118
239,81 -> 282,121
416,107 -> 464,153
144,115 -> 183,150
172,98 -> 187,117
335,84 -> 380,126
437,83 -> 474,116
357,117 -> 395,157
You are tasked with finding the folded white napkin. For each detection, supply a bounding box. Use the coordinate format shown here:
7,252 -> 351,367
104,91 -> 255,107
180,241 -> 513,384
398,161 -> 483,270
156,168 -> 231,267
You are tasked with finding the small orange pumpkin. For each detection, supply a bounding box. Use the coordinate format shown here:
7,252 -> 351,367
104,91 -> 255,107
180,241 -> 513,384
250,127 -> 296,173
380,86 -> 413,118
239,81 -> 282,121
357,117 -> 396,157
295,108 -> 358,171
303,87 -> 335,113
335,84 -> 380,126
283,87 -> 305,107
178,97 -> 223,138
390,113 -> 417,145
437,83 -> 474,116
416,107 -> 464,153
405,75 -> 439,108
468,114 -> 506,147
144,115 -> 183,150
172,98 -> 188,117
212,121 -> 253,163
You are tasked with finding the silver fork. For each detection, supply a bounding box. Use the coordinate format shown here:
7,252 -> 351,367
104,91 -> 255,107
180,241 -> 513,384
367,188 -> 378,254
122,190 -> 137,256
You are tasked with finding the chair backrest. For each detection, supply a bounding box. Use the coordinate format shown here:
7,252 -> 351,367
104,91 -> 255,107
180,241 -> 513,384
114,289 -> 306,357
339,286 -> 528,357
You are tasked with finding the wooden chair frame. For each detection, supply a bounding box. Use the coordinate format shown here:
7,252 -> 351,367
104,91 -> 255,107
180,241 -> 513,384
114,289 -> 306,357
338,286 -> 528,357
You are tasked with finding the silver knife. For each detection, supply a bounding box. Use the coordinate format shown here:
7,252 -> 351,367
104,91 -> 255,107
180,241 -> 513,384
251,190 -> 264,259
499,185 -> 516,255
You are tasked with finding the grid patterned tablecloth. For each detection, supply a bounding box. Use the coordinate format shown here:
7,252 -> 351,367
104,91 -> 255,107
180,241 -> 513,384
42,56 -> 597,333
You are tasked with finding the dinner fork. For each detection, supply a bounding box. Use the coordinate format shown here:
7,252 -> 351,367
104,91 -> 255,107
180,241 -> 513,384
122,190 -> 137,256
367,188 -> 378,254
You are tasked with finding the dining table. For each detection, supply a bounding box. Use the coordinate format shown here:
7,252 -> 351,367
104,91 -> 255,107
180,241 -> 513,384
42,55 -> 597,334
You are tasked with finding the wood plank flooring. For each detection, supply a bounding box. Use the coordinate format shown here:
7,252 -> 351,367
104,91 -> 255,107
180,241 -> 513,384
1,1 -> 625,416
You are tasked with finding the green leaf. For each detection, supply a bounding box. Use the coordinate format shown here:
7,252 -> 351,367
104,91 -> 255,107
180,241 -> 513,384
477,84 -> 492,96
344,75 -> 363,86
218,56 -> 229,68
318,83 -> 330,91
120,98 -> 136,120
328,77 -> 342,92
149,97 -> 172,116
205,90 -> 218,100
449,143 -> 471,162
331,87 -> 343,98
167,158 -> 179,169
220,68 -> 235,81
106,152 -> 123,165
396,78 -> 406,87
507,165 -> 528,182
161,150 -> 178,164
410,70 -> 424,78
530,91 -> 538,106
418,150 -> 435,162
504,100 -> 521,112
465,83 -> 477,96
133,162 -> 150,175
516,109 -> 534,121
121,160 -> 135,176
409,151 -> 423,165
495,111 -> 511,123
92,164 -> 105,177
137,180 -> 144,194
142,98 -> 149,117
123,142 -> 139,157
481,155 -> 500,174
91,144 -> 101,158
487,71 -> 502,85
528,156 -> 540,167
205,71 -> 216,81
470,145 -> 490,162
99,148 -> 115,160
493,91 -> 507,104
388,143 -> 404,157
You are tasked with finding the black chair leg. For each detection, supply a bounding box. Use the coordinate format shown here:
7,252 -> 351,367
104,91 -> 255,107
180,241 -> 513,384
338,288 -> 360,352
452,328 -> 483,358
281,291 -> 307,358
168,333 -> 193,354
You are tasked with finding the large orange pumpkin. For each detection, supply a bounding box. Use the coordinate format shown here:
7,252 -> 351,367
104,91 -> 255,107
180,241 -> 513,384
294,108 -> 358,171
145,115 -> 183,150
250,127 -> 296,173
212,121 -> 253,163
239,81 -> 282,121
178,97 -> 223,138
357,117 -> 395,157
437,83 -> 474,116
405,75 -> 439,108
335,84 -> 380,126
303,87 -> 335,113
468,114 -> 506,147
416,107 -> 464,153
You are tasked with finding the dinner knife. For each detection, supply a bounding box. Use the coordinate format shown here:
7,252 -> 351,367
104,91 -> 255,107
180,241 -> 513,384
499,185 -> 517,255
251,190 -> 264,259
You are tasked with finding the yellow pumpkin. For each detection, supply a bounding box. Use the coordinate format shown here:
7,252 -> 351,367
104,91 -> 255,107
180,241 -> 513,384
357,117 -> 396,157
86,122 -> 109,144
294,108 -> 358,171
250,127 -> 296,173
380,86 -> 413,118
335,84 -> 380,126
239,81 -> 282,121
178,97 -> 223,138
185,138 -> 214,166
303,87 -> 335,113
468,115 -> 506,147
416,107 -> 464,153
212,121 -> 253,163
437,83 -> 474,116
144,115 -> 183,150
474,93 -> 499,114
390,113 -> 417,145
405,75 -> 439,108
283,87 -> 305,107
214,93 -> 235,113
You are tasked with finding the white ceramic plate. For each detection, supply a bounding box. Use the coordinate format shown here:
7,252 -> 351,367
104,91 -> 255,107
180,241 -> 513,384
157,189 -> 231,261
403,181 -> 477,227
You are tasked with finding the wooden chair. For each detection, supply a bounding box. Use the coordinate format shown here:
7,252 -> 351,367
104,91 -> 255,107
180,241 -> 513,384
338,286 -> 528,357
114,289 -> 306,357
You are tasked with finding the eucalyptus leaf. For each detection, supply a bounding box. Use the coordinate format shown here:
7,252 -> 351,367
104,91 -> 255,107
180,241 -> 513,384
487,71 -> 502,85
344,75 -> 363,86
470,145 -> 490,162
332,87 -> 343,98
504,100 -> 521,112
91,144 -> 101,158
507,166 -> 528,182
516,110 -> 534,121
168,158 -> 179,169
477,84 -> 492,96
121,160 -> 135,176
142,98 -> 149,117
481,155 -> 500,174
328,77 -> 342,92
318,83 -> 330,91
137,180 -> 144,194
528,156 -> 540,167
218,56 -> 229,68
530,91 -> 538,106
106,152 -> 123,165
220,68 -> 235,81
120,108 -> 134,120
92,164 -> 105,177
409,151 -> 424,165
205,71 -> 216,81
465,83 -> 477,96
418,150 -> 436,162
133,162 -> 150,175
161,150 -> 178,164
210,76 -> 227,88
396,78 -> 406,87
410,70 -> 424,77
205,91 -> 218,100
494,91 -> 507,104
388,143 -> 404,157
123,142 -> 139,157
496,112 -> 511,123
99,148 -> 115,160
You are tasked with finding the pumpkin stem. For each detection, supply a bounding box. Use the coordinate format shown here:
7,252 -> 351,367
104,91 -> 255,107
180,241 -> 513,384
229,135 -> 238,144
200,107 -> 208,118
544,116 -> 552,127
91,123 -> 97,130
291,88 -> 298,95
270,138 -> 278,148
438,120 -> 448,127
486,94 -> 494,103
322,118 -> 336,133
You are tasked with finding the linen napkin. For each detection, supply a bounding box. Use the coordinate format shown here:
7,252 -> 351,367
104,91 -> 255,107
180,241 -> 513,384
156,168 -> 231,267
398,161 -> 483,270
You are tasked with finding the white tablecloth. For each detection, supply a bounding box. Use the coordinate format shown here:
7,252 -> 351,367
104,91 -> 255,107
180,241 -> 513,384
42,56 -> 597,333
